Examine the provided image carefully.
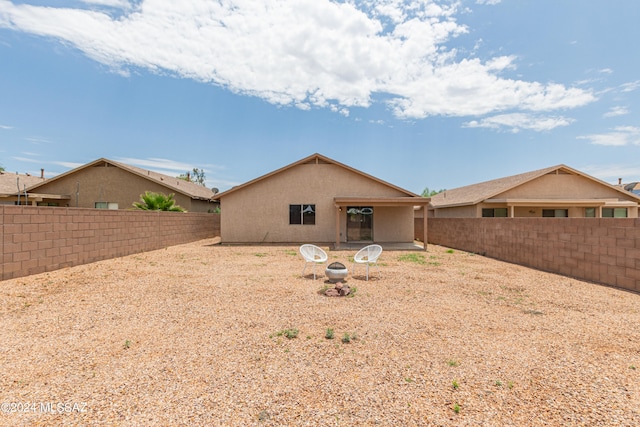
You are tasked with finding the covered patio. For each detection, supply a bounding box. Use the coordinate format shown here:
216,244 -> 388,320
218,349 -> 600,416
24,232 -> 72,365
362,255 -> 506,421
333,196 -> 429,250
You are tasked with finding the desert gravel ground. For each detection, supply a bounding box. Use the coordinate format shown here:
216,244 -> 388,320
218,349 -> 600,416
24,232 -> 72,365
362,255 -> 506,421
1,238 -> 639,426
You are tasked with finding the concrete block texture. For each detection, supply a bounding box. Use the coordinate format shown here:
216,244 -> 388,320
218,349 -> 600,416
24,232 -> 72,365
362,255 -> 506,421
1,206 -> 220,281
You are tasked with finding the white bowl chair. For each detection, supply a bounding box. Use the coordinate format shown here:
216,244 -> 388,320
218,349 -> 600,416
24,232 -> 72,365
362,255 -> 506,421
352,244 -> 383,281
299,244 -> 328,279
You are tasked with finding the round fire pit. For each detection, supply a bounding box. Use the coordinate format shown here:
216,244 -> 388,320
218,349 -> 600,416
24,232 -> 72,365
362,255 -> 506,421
325,262 -> 348,283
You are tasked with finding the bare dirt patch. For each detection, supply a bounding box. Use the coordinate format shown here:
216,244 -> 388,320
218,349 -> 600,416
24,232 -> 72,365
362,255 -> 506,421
1,239 -> 639,426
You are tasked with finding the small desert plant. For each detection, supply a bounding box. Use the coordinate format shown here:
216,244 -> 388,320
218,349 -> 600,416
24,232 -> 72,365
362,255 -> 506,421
276,329 -> 299,339
447,359 -> 459,367
452,379 -> 459,389
398,253 -> 426,264
495,380 -> 503,387
428,256 -> 441,266
453,403 -> 461,414
124,340 -> 131,349
348,286 -> 357,297
342,332 -> 351,343
446,249 -> 455,254
325,328 -> 335,340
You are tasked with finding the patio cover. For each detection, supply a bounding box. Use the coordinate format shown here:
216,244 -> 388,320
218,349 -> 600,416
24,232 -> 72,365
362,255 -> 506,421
333,196 -> 429,250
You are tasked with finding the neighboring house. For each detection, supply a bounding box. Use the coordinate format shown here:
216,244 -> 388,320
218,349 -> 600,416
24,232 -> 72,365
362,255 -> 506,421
0,170 -> 47,204
429,164 -> 640,218
21,158 -> 219,212
213,153 -> 428,247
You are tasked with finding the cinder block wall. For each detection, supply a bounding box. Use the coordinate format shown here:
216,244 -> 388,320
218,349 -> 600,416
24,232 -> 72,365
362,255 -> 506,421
424,218 -> 640,292
1,206 -> 221,281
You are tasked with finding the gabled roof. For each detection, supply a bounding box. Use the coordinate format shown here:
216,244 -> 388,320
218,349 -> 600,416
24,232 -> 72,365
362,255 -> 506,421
430,164 -> 640,208
213,153 -> 421,200
0,171 -> 46,195
26,158 -> 216,201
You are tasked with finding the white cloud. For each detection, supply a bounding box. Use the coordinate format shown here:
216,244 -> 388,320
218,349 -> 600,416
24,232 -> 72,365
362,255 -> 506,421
476,0 -> 501,5
463,113 -> 573,133
577,126 -> 640,146
80,0 -> 134,8
621,80 -> 640,92
51,160 -> 85,169
0,124 -> 13,129
25,136 -> 53,144
12,156 -> 49,164
603,106 -> 629,118
0,0 -> 595,119
581,164 -> 640,183
116,157 -> 198,173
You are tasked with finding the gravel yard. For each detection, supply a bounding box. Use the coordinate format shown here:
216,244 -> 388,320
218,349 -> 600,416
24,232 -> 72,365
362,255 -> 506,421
1,238 -> 639,426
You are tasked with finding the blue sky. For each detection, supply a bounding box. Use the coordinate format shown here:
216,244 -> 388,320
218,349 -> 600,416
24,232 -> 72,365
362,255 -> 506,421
1,0 -> 639,194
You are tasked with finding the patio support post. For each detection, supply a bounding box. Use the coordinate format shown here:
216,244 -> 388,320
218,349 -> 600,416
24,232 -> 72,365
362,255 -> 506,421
335,205 -> 341,249
423,206 -> 428,251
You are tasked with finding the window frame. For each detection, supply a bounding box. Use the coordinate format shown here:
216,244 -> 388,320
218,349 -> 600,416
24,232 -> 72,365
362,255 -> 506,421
289,204 -> 315,225
542,209 -> 568,218
482,208 -> 508,217
602,207 -> 627,218
95,202 -> 119,210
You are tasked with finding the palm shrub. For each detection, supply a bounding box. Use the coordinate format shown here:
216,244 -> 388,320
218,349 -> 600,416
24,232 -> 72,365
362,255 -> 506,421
132,191 -> 186,212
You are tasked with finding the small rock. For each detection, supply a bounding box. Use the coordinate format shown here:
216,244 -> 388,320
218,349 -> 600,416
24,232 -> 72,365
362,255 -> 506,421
325,288 -> 340,297
339,285 -> 351,296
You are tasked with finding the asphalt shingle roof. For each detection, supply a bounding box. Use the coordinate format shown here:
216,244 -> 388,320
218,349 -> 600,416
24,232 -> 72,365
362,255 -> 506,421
0,172 -> 46,194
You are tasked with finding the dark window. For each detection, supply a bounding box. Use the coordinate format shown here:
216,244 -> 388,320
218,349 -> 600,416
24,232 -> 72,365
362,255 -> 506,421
290,204 -> 315,225
482,208 -> 508,217
585,207 -> 596,218
542,209 -> 568,217
602,208 -> 627,218
289,205 -> 302,224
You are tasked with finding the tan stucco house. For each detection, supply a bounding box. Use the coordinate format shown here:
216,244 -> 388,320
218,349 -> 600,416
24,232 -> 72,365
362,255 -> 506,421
429,164 -> 640,218
214,153 -> 428,247
19,158 -> 219,212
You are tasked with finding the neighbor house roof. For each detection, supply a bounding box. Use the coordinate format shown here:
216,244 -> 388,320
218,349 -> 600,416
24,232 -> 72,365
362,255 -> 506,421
430,164 -> 640,209
26,158 -> 217,201
0,171 -> 46,195
214,153 -> 422,200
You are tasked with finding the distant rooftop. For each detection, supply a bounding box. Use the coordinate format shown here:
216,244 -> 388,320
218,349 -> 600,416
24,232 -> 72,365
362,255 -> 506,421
0,170 -> 46,195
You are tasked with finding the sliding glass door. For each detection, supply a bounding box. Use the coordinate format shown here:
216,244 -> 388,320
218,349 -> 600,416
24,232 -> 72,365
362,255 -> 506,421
346,206 -> 373,241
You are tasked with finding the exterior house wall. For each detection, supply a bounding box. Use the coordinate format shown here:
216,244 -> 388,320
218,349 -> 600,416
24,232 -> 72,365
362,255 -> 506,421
499,174 -> 621,199
30,164 -> 216,213
1,205 -> 220,281
426,217 -> 640,292
363,206 -> 414,242
430,204 -> 477,218
220,163 -> 413,243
